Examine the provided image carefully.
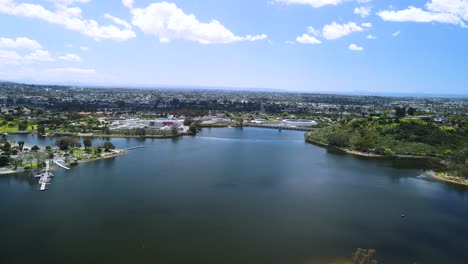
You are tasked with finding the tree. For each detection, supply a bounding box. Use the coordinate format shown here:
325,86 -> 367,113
327,133 -> 350,148
2,141 -> 11,152
171,125 -> 179,136
189,124 -> 198,135
407,107 -> 417,116
102,141 -> 115,151
37,124 -> 46,135
0,155 -> 9,167
354,135 -> 376,152
395,107 -> 406,118
18,121 -> 28,131
55,137 -> 80,150
31,145 -> 40,152
18,141 -> 24,151
83,138 -> 93,148
135,128 -> 146,136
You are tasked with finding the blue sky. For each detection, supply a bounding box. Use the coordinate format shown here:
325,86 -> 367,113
0,0 -> 467,94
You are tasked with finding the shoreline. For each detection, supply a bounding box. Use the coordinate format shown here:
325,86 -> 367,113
305,136 -> 468,187
430,171 -> 468,187
304,137 -> 423,159
0,149 -> 126,176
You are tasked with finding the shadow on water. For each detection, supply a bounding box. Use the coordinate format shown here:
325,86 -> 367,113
325,148 -> 435,170
0,171 -> 37,187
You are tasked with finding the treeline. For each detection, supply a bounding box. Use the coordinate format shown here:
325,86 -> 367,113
307,117 -> 468,178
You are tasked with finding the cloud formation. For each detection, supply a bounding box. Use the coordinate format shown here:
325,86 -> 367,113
58,53 -> 82,62
273,0 -> 343,8
0,0 -> 136,41
348,43 -> 364,51
129,2 -> 267,44
354,6 -> 372,18
296,34 -> 322,44
322,22 -> 364,40
0,37 -> 42,50
377,0 -> 468,27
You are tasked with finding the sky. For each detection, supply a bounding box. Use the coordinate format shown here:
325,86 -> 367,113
0,0 -> 467,94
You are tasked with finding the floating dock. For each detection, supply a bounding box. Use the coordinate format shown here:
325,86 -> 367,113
36,161 -> 52,191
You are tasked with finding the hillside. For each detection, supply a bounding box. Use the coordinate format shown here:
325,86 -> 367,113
306,116 -> 468,180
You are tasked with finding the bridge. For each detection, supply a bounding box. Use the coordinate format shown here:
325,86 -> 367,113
244,124 -> 317,131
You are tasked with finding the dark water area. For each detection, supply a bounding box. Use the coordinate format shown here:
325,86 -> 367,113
1,128 -> 468,264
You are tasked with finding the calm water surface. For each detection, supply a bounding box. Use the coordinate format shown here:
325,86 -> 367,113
1,128 -> 468,264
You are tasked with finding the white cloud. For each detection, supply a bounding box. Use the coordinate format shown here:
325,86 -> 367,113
322,22 -> 364,40
45,0 -> 91,7
361,22 -> 372,28
0,50 -> 22,64
0,37 -> 42,50
348,43 -> 364,51
122,0 -> 134,8
285,40 -> 296,45
65,43 -> 73,48
58,53 -> 82,62
377,5 -> 463,26
296,34 -> 322,44
0,0 -> 136,41
426,0 -> 468,20
273,0 -> 343,8
357,0 -> 372,3
24,49 -> 54,62
354,6 -> 372,18
104,13 -> 132,29
130,2 -> 267,44
392,30 -> 400,36
80,46 -> 89,51
367,34 -> 376,39
306,26 -> 320,36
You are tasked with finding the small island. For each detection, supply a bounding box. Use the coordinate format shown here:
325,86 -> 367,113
305,113 -> 468,186
0,135 -> 124,175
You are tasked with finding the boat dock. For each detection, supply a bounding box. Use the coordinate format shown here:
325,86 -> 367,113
36,161 -> 53,191
35,160 -> 70,191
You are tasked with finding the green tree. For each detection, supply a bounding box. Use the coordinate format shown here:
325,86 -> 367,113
18,141 -> 25,151
189,124 -> 198,135
327,133 -> 350,148
83,138 -> 93,148
407,107 -> 417,116
55,137 -> 80,150
37,124 -> 46,135
171,125 -> 179,136
102,141 -> 115,151
18,120 -> 28,131
354,135 -> 376,152
395,107 -> 406,118
31,145 -> 40,152
2,141 -> 11,152
0,155 -> 9,167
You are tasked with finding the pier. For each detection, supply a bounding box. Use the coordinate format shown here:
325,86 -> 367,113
35,161 -> 54,191
53,160 -> 70,170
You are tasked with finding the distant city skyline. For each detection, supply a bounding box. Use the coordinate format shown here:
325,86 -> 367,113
0,0 -> 467,94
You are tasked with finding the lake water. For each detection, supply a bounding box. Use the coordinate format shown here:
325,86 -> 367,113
1,128 -> 468,264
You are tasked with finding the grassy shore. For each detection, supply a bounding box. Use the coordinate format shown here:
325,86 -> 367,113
0,149 -> 126,176
305,136 -> 423,159
431,171 -> 468,187
305,136 -> 468,187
